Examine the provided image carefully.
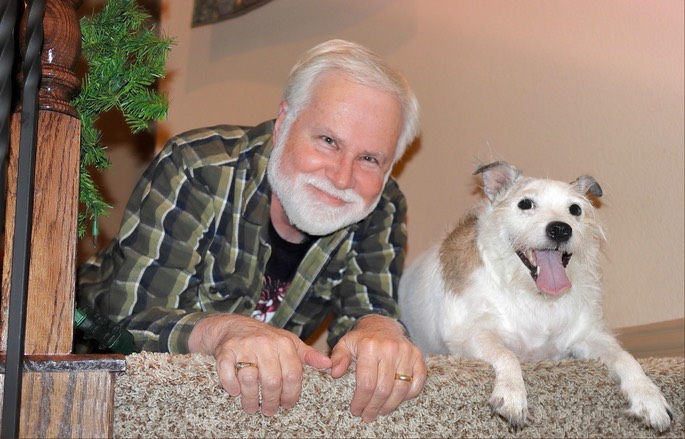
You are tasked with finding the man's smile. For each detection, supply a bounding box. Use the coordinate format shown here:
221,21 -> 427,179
309,184 -> 349,207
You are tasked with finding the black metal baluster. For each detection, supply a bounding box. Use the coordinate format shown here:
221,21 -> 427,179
1,0 -> 45,437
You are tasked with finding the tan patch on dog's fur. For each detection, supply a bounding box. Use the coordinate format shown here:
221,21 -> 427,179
439,210 -> 481,296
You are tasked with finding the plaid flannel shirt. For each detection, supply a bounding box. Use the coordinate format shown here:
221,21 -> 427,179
78,120 -> 408,353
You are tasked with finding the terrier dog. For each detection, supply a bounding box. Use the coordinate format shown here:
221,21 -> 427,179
398,161 -> 672,431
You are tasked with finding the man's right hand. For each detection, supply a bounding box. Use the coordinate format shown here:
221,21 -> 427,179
188,314 -> 332,416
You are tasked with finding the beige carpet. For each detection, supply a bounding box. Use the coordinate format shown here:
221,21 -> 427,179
114,352 -> 683,438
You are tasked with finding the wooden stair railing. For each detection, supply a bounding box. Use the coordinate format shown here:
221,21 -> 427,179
0,1 -> 124,437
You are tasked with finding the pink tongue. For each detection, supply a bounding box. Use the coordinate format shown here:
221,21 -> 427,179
534,250 -> 571,295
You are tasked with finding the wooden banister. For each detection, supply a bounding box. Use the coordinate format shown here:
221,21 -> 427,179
0,1 -> 122,437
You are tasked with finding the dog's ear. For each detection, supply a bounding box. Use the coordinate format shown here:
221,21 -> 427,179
474,161 -> 522,201
571,175 -> 603,198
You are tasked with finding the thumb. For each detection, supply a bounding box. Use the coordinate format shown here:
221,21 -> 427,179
329,342 -> 352,378
298,343 -> 332,370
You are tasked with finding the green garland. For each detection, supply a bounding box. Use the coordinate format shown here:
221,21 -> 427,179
72,0 -> 173,238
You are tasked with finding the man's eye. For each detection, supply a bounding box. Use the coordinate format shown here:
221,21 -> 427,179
321,136 -> 335,145
361,155 -> 379,165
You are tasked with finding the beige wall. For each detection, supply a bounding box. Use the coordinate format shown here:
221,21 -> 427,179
86,0 -> 684,331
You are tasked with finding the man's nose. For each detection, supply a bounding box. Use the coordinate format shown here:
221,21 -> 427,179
326,157 -> 354,190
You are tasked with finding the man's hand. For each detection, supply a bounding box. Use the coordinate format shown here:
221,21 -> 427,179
329,314 -> 427,422
188,314 -> 332,416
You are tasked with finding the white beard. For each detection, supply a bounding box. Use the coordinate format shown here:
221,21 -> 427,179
267,138 -> 380,236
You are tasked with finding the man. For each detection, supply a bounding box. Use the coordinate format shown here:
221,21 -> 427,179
79,39 -> 425,422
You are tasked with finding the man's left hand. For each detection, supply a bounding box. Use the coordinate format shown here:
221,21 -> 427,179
329,314 -> 427,422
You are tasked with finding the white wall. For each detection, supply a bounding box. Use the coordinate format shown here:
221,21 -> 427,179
89,0 -> 683,331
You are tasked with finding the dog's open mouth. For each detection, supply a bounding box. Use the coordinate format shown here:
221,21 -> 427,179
516,250 -> 572,295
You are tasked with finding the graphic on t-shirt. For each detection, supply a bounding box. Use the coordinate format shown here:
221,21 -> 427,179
252,275 -> 288,323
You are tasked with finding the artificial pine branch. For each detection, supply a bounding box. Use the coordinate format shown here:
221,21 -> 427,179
72,0 -> 173,238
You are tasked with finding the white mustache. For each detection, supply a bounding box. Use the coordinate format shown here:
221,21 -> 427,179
300,174 -> 363,205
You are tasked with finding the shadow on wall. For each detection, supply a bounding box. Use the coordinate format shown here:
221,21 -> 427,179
186,0 -> 419,93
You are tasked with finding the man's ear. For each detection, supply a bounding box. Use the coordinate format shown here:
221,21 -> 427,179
273,101 -> 289,140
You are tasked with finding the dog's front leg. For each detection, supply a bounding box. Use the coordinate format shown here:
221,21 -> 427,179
463,333 -> 528,429
578,334 -> 673,432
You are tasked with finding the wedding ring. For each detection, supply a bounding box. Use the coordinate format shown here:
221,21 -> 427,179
394,373 -> 413,383
235,361 -> 257,374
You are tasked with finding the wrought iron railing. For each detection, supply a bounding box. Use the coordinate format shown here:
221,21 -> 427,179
0,1 -> 45,437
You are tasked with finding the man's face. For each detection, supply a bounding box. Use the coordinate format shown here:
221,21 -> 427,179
268,71 -> 403,236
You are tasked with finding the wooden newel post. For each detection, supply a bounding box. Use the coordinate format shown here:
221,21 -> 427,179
1,0 -> 81,355
0,1 -> 124,437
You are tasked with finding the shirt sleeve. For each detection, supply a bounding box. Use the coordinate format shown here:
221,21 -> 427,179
325,178 -> 408,346
79,134 -> 228,354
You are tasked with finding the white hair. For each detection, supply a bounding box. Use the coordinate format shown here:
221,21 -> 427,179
281,39 -> 420,162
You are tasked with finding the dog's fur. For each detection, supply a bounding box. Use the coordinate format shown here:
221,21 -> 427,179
398,161 -> 673,431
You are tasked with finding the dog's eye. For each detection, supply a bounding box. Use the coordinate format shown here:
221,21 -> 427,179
569,204 -> 582,216
518,198 -> 534,210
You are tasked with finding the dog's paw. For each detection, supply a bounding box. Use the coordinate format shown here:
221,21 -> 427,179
624,380 -> 673,432
489,382 -> 529,429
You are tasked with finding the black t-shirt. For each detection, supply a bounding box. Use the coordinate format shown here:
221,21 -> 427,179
252,221 -> 312,322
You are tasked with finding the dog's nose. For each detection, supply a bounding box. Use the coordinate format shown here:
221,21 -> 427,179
547,221 -> 572,243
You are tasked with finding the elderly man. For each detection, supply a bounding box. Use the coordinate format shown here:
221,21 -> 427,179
79,39 -> 425,422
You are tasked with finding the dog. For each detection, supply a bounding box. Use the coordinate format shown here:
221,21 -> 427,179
398,161 -> 673,431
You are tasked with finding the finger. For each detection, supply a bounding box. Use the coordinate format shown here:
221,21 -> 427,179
349,348 -> 379,419
259,335 -> 313,415
355,341 -> 427,422
254,350 -> 283,416
277,347 -> 306,410
375,367 -> 414,417
405,354 -> 428,401
216,352 -> 241,397
234,360 -> 261,414
329,343 -> 353,378
357,356 -> 401,422
252,334 -> 329,413
301,345 -> 333,370
378,346 -> 428,416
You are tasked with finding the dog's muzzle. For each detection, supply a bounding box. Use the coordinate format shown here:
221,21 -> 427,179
516,221 -> 574,296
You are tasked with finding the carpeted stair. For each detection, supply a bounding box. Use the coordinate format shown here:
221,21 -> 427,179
114,353 -> 684,438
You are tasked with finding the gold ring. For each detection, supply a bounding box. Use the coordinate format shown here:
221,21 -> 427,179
394,373 -> 413,383
235,361 -> 257,374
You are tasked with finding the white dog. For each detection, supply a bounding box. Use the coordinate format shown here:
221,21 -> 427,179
398,161 -> 673,431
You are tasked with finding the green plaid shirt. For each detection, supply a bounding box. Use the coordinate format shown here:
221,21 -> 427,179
78,120 -> 407,353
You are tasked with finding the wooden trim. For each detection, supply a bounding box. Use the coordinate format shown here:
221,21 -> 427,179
0,354 -> 124,438
0,354 -> 126,373
1,369 -> 116,438
616,318 -> 685,358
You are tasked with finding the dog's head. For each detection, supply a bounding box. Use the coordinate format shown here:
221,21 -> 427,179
474,161 -> 605,296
